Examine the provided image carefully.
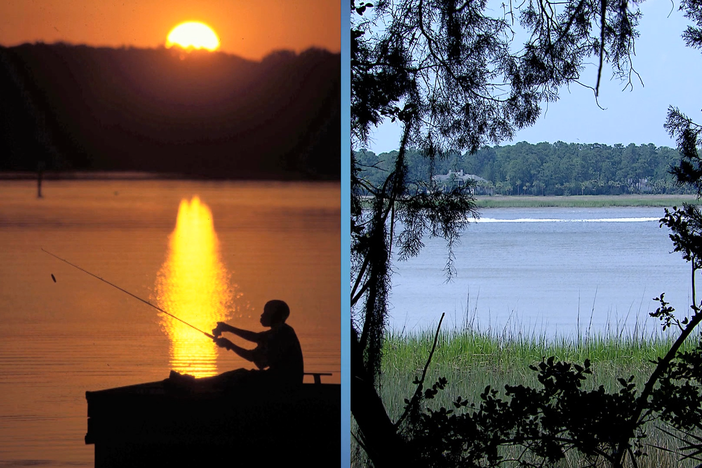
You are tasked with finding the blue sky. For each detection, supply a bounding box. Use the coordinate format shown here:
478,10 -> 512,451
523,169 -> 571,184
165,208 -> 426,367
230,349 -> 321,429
365,0 -> 702,153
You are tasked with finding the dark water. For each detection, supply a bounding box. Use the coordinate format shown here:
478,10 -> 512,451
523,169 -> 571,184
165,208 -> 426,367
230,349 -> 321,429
389,206 -> 693,337
0,180 -> 340,465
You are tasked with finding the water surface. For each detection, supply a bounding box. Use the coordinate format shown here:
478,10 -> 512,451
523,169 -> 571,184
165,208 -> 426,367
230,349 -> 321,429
0,179 -> 340,465
389,206 -> 693,337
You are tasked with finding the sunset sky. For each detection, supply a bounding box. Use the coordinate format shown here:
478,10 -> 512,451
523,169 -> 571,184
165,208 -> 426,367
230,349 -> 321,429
0,0 -> 340,61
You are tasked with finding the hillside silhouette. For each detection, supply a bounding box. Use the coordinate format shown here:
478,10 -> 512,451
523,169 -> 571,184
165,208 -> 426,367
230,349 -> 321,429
0,43 -> 340,180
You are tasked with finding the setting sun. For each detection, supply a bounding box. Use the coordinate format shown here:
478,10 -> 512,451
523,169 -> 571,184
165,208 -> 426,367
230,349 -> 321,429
166,21 -> 220,51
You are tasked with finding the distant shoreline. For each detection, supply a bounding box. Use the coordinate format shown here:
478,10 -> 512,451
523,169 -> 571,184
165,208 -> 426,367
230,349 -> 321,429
355,193 -> 701,208
0,171 -> 181,180
474,194 -> 701,208
0,171 -> 340,182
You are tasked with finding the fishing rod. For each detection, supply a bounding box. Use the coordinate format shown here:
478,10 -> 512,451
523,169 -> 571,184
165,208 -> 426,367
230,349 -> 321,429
41,248 -> 214,339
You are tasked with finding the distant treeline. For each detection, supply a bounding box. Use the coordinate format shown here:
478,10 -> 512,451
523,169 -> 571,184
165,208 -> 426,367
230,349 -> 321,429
0,43 -> 340,180
355,142 -> 688,195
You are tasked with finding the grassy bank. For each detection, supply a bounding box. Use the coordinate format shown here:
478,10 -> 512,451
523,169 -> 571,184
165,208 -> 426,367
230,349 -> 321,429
379,328 -> 686,415
352,329 -> 700,467
474,194 -> 701,208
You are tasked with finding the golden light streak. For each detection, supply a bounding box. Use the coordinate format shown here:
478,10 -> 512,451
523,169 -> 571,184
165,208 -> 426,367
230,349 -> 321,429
166,22 -> 220,51
156,197 -> 234,377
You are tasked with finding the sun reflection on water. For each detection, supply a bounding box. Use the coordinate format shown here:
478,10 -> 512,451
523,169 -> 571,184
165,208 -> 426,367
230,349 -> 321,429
156,197 -> 235,377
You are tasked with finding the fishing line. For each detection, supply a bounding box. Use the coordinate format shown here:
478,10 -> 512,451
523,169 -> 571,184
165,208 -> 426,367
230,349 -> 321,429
41,248 -> 214,339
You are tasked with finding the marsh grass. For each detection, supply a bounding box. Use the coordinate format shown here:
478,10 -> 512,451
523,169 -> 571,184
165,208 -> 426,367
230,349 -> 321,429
474,194 -> 701,208
379,327 -> 685,416
354,324 -> 701,467
382,327 -> 683,374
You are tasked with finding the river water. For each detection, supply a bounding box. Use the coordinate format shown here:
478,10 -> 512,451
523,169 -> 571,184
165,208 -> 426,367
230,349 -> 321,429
388,206 -> 694,338
0,179 -> 340,466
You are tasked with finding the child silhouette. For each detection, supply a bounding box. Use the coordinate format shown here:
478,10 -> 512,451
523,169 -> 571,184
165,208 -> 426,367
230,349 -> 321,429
168,300 -> 304,392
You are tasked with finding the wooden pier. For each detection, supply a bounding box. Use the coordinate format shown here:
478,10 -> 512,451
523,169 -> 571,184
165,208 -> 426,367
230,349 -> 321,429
85,374 -> 340,467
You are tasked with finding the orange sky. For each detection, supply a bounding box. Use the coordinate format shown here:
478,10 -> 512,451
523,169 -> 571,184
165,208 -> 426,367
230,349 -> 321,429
0,0 -> 340,61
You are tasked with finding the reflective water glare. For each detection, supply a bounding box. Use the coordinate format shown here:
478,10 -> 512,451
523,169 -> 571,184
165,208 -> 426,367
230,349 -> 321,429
156,197 -> 235,377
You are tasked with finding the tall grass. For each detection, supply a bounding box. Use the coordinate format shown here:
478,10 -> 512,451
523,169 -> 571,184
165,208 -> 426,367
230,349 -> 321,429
383,327 -> 682,373
379,326 -> 685,417
355,322 -> 700,467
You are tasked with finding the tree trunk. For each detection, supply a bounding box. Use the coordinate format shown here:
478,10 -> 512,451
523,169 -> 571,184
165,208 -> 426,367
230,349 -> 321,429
351,326 -> 418,467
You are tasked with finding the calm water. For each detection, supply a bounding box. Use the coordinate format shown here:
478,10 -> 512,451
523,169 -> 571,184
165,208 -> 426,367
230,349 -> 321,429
389,206 -> 694,337
0,180 -> 340,466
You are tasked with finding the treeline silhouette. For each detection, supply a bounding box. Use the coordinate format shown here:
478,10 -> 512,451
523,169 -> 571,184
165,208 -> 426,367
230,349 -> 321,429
356,141 -> 686,195
0,43 -> 339,180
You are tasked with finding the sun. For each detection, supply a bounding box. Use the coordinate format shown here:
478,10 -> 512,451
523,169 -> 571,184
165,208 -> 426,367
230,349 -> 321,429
166,22 -> 220,51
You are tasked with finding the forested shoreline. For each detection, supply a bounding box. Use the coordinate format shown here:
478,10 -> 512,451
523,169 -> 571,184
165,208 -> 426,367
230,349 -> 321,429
0,44 -> 340,180
355,142 -> 689,196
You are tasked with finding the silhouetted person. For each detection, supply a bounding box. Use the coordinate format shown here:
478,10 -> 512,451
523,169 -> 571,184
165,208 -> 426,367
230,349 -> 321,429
167,300 -> 304,393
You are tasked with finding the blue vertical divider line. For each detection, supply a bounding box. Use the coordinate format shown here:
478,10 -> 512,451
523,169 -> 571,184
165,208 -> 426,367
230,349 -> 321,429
340,1 -> 351,467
